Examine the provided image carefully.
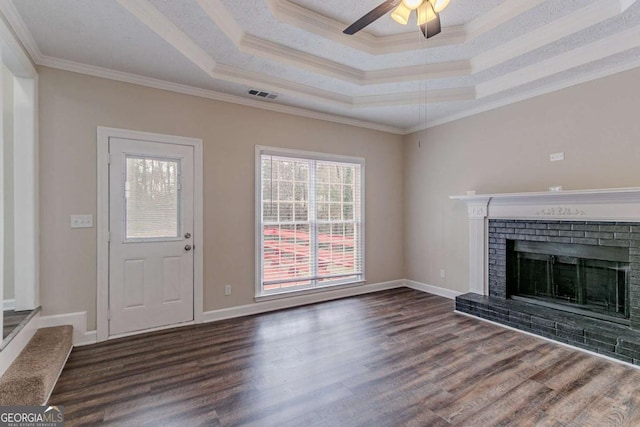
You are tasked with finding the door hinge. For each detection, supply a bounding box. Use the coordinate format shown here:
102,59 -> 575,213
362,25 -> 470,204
107,310 -> 111,320
106,231 -> 111,242
107,153 -> 111,164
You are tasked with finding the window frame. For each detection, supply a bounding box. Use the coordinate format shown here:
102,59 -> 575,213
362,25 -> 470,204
255,145 -> 366,299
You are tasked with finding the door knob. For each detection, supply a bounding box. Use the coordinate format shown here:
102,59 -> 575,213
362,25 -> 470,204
185,244 -> 193,251
185,233 -> 191,239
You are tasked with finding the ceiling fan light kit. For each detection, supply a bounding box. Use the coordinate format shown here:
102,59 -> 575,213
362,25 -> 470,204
344,0 -> 449,39
431,0 -> 450,13
391,3 -> 412,25
402,0 -> 425,9
417,2 -> 437,25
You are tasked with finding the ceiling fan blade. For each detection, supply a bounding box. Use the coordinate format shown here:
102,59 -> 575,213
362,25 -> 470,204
343,0 -> 399,35
421,11 -> 441,38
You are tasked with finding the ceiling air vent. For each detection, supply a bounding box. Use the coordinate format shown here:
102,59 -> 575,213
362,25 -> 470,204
248,89 -> 278,100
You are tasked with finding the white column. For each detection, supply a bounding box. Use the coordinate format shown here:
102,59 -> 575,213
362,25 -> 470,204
0,53 -> 4,338
466,199 -> 490,295
13,77 -> 38,310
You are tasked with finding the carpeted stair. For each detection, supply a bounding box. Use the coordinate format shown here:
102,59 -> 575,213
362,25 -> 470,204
0,325 -> 73,405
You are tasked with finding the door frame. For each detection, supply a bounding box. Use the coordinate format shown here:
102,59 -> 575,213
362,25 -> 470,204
97,127 -> 204,342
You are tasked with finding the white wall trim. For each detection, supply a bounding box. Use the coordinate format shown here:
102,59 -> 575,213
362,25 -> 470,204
404,280 -> 463,300
0,0 -> 42,66
203,280 -> 404,323
3,299 -> 15,311
96,127 -> 205,342
114,0 -> 217,74
471,0 -> 637,73
38,57 -> 404,135
12,76 -> 39,310
476,25 -> 640,99
2,0 -> 640,133
0,312 -> 39,377
39,312 -> 96,347
43,279 -> 469,347
0,2 -> 37,77
112,0 -> 431,108
451,187 -> 640,295
420,56 -> 640,132
267,0 -> 543,54
198,0 -> 436,85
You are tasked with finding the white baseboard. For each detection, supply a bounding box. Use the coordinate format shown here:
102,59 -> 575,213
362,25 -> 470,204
3,299 -> 16,311
404,280 -> 463,300
39,312 -> 97,346
39,279 -> 460,346
0,312 -> 40,377
202,279 -> 405,323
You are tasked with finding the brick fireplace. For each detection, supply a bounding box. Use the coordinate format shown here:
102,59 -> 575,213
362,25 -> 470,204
451,188 -> 640,365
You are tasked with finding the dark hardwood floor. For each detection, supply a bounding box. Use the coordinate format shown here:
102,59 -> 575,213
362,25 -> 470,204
50,288 -> 640,426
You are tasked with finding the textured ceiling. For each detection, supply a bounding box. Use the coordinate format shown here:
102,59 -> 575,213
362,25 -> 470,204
3,0 -> 640,134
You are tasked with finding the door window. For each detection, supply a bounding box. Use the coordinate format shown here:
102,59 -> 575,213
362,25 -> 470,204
125,156 -> 181,241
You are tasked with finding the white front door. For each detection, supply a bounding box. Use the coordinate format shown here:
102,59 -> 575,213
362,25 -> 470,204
108,137 -> 194,336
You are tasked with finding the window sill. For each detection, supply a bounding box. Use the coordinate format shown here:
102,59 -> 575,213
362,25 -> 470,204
254,280 -> 366,303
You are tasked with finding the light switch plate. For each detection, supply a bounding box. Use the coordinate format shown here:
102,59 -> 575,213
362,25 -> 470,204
550,152 -> 565,162
70,214 -> 93,229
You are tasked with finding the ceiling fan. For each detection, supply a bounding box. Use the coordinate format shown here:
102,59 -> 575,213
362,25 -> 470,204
343,0 -> 450,39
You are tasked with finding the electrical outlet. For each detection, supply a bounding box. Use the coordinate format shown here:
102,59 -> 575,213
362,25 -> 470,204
440,269 -> 446,278
550,152 -> 565,162
224,285 -> 232,296
70,214 -> 93,229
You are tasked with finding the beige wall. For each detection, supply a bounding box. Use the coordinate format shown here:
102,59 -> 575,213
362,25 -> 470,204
404,67 -> 640,293
38,67 -> 404,330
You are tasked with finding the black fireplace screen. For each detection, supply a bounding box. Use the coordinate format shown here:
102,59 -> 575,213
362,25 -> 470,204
507,240 -> 630,322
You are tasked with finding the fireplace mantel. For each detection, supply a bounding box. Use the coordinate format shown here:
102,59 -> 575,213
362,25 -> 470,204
450,187 -> 640,295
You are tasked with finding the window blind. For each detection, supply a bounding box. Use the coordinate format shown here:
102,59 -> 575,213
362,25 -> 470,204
258,149 -> 364,295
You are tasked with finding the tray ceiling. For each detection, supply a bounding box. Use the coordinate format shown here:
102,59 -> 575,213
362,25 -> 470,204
3,0 -> 640,134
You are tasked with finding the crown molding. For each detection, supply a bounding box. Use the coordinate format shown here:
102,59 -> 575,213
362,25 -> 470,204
200,0 -> 638,88
0,0 -> 42,63
476,24 -> 640,99
116,0 -> 455,108
4,0 -> 640,135
240,34 -> 364,83
405,121 -> 428,135
195,0 -> 242,45
37,56 -> 407,135
353,86 -> 474,108
114,0 -> 217,73
463,0 -> 547,40
472,0 -> 638,73
198,0 -> 437,85
425,56 -> 640,130
120,0 -> 640,95
268,0 -> 545,54
267,0 -> 455,54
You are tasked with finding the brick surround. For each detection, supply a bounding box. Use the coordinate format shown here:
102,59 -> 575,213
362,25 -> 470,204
487,220 -> 640,329
456,219 -> 640,365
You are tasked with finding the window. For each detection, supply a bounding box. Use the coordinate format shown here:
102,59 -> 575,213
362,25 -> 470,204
125,156 -> 181,240
256,146 -> 364,297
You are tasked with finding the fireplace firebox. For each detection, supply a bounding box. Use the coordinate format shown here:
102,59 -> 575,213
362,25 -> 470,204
506,240 -> 630,324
